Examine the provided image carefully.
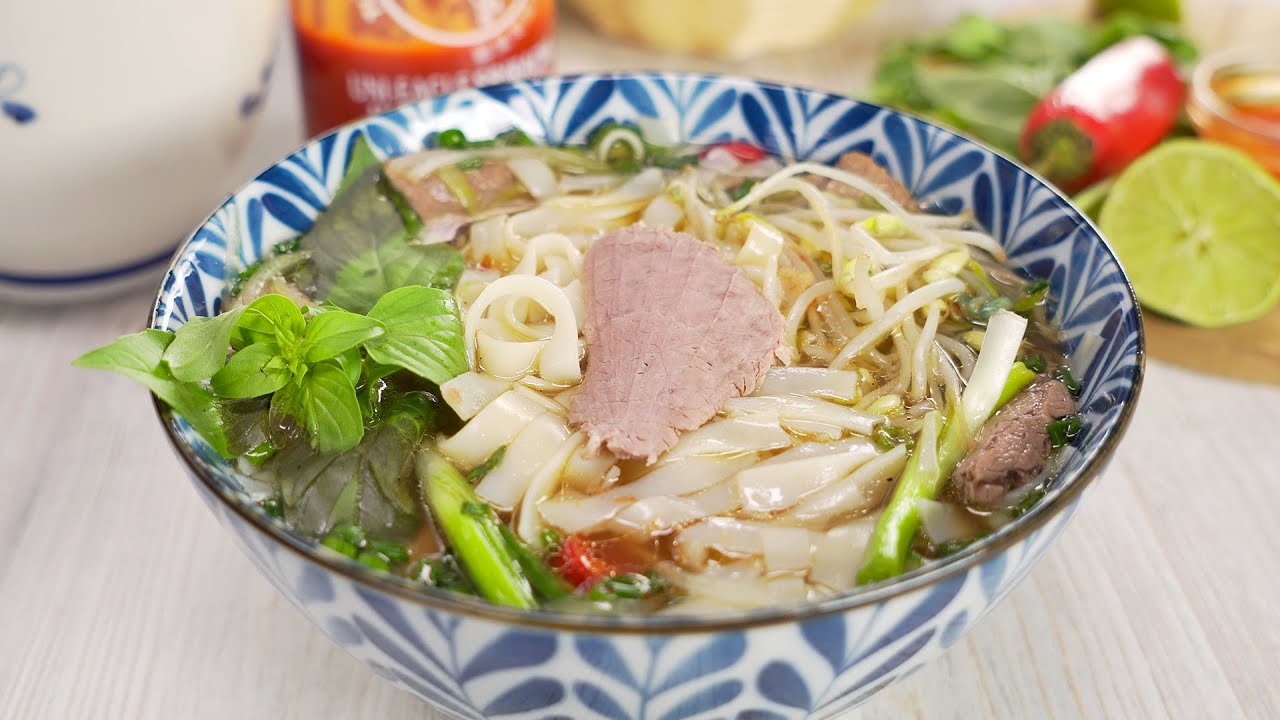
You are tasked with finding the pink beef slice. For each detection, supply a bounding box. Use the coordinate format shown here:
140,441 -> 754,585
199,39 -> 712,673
817,151 -> 917,208
568,227 -> 787,462
952,378 -> 1077,508
384,155 -> 527,218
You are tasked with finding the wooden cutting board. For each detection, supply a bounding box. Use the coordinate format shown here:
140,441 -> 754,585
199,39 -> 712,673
1145,304 -> 1280,386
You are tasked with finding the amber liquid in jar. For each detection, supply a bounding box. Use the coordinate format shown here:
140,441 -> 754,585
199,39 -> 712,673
1188,58 -> 1280,177
291,0 -> 556,137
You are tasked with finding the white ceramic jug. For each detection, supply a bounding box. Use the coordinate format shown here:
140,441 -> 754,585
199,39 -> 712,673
0,0 -> 284,303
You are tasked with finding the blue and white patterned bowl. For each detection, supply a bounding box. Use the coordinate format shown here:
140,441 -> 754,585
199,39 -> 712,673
151,73 -> 1143,719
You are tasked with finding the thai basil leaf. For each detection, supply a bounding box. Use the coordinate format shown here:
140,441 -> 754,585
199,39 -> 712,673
236,294 -> 307,347
327,241 -> 465,315
73,330 -> 230,457
336,135 -> 382,197
297,168 -> 421,301
302,308 -> 385,362
364,286 -> 467,385
295,362 -> 364,453
266,392 -> 436,537
210,342 -> 291,399
162,307 -> 245,382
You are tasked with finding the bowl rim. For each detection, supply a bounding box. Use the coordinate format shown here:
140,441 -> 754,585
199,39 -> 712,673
152,71 -> 1146,634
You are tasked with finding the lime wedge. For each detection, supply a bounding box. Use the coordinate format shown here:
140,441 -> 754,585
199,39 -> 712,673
1099,139 -> 1280,327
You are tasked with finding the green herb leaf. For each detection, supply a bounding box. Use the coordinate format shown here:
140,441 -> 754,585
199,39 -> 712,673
236,294 -> 306,347
162,307 -> 245,381
364,286 -> 467,385
1047,414 -> 1083,447
337,135 -> 381,197
209,342 -> 291,398
301,308 -> 385,362
73,330 -> 230,457
327,241 -> 464,315
1021,354 -> 1047,373
297,168 -> 422,302
466,445 -> 507,484
267,392 -> 435,537
295,362 -> 364,453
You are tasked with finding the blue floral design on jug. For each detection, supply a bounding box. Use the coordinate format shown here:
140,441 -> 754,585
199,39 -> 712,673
152,73 -> 1142,719
0,63 -> 36,124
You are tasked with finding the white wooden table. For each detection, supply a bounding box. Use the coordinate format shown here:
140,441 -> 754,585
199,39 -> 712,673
3,7 -> 1278,718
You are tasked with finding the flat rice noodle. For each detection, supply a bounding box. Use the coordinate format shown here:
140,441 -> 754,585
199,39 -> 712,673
756,367 -> 862,402
809,518 -> 877,591
778,418 -> 844,441
559,438 -> 618,494
735,439 -> 879,514
675,517 -> 769,567
759,526 -> 815,573
660,560 -> 771,611
515,432 -> 584,545
663,413 -> 792,460
609,481 -> 739,536
537,453 -> 757,534
767,574 -> 811,604
437,389 -> 545,468
439,371 -> 512,421
784,443 -> 908,524
724,394 -> 882,435
474,413 -> 571,511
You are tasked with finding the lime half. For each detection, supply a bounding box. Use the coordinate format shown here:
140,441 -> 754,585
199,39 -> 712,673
1099,139 -> 1280,327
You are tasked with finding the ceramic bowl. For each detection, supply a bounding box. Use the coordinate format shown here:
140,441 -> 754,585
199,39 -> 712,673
0,0 -> 282,303
151,73 -> 1143,719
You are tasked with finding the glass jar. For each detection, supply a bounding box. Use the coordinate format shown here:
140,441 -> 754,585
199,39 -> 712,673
291,0 -> 555,136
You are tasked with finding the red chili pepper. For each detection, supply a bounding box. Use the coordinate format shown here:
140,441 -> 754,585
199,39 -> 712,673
703,141 -> 769,163
549,535 -> 618,588
1019,36 -> 1185,193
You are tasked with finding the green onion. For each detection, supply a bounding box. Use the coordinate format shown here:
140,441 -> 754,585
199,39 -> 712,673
1053,366 -> 1081,396
934,536 -> 984,557
1011,486 -> 1046,518
456,157 -> 483,171
273,237 -> 301,255
1047,415 -> 1083,447
967,259 -> 1001,298
729,179 -> 757,201
995,361 -> 1036,408
873,424 -> 915,453
587,571 -> 668,602
437,128 -> 467,149
1013,279 -> 1050,313
417,451 -> 536,608
259,496 -> 283,519
496,128 -> 533,146
435,165 -> 476,210
1021,353 -> 1047,373
321,535 -> 359,558
244,440 -> 277,467
327,521 -> 367,549
461,500 -> 490,518
498,525 -> 571,601
369,541 -> 410,565
356,551 -> 391,571
466,445 -> 507,484
538,528 -> 562,553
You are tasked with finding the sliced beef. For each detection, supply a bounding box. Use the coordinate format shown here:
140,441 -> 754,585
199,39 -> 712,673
952,378 -> 1076,508
568,227 -> 786,462
384,155 -> 530,224
814,151 -> 917,208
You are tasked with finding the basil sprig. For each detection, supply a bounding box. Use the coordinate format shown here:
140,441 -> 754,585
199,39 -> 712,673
74,285 -> 466,456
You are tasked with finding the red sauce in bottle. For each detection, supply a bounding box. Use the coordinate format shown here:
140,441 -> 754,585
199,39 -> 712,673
291,0 -> 555,137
